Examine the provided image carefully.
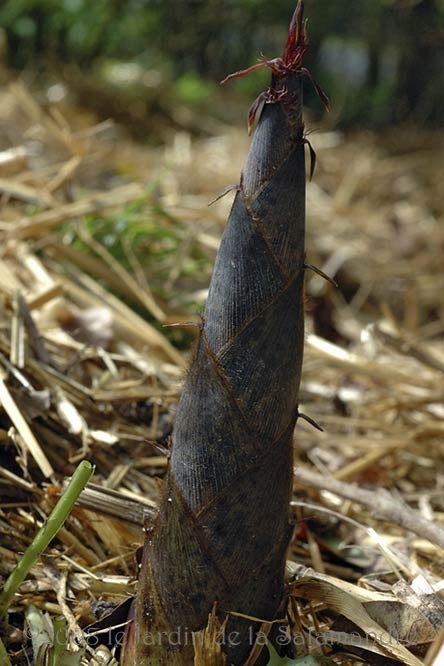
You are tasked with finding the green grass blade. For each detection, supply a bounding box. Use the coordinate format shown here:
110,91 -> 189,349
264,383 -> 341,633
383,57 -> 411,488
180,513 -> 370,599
0,636 -> 12,666
0,460 -> 95,626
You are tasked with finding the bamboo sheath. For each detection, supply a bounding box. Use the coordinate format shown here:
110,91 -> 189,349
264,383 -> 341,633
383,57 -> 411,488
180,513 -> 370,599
132,3 -> 309,664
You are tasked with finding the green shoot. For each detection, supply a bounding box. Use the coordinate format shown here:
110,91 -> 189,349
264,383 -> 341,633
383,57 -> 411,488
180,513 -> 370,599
0,460 -> 95,628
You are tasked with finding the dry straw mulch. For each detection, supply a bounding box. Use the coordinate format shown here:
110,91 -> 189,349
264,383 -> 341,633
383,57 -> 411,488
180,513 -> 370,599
0,81 -> 444,665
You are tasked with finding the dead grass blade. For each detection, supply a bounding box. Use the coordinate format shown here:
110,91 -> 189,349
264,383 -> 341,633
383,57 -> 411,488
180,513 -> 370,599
290,567 -> 427,666
0,375 -> 54,479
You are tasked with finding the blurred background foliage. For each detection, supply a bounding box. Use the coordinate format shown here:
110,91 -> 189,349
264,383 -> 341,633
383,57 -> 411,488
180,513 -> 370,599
0,0 -> 443,128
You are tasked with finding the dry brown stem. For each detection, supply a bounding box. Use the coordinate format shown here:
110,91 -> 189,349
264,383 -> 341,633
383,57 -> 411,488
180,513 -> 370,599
294,466 -> 444,551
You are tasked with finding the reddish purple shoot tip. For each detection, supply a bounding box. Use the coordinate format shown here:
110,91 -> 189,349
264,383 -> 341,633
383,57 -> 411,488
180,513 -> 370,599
221,0 -> 307,86
220,0 -> 329,121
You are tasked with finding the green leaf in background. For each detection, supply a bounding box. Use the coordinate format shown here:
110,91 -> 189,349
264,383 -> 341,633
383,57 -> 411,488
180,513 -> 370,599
173,71 -> 215,106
